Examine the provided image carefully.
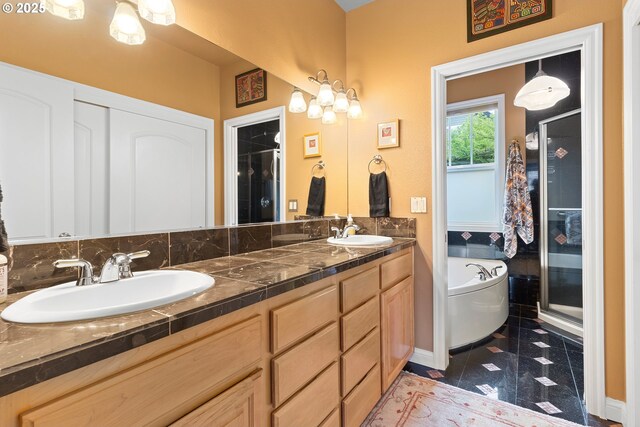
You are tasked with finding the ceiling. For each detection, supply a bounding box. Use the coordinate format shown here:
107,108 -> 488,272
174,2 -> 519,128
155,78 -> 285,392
334,0 -> 375,12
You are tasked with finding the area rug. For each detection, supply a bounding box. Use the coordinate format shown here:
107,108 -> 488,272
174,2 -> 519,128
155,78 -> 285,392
362,372 -> 583,427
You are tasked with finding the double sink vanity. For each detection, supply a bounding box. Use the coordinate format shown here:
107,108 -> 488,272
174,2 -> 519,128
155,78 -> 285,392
0,229 -> 415,427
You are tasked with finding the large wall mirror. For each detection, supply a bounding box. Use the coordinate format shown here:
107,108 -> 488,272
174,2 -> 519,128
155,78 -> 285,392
0,0 -> 348,244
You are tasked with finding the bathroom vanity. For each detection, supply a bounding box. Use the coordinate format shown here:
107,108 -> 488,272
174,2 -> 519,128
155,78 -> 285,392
0,239 -> 414,427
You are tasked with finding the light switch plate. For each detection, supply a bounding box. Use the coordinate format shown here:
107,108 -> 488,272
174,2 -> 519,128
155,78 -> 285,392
288,199 -> 298,212
411,197 -> 427,213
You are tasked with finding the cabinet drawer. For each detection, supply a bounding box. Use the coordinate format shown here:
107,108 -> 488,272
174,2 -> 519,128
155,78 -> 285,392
319,408 -> 340,427
340,266 -> 379,313
271,285 -> 338,354
342,365 -> 382,427
380,251 -> 412,290
272,362 -> 340,427
272,322 -> 339,407
341,328 -> 380,396
21,316 -> 262,427
341,296 -> 379,351
169,370 -> 261,427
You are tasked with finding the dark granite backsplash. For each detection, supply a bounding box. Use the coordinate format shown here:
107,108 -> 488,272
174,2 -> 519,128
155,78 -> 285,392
4,217 -> 415,294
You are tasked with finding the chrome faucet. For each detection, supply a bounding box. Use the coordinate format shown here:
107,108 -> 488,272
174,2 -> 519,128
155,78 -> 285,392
465,263 -> 493,281
53,250 -> 150,286
330,224 -> 361,239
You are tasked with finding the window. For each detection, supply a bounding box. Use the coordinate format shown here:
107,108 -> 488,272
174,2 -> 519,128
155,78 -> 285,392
446,95 -> 505,232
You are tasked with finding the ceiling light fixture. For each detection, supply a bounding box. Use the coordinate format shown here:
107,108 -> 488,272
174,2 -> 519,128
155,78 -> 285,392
42,0 -> 85,20
514,59 -> 570,111
288,69 -> 363,124
288,87 -> 307,113
110,1 -> 146,45
137,0 -> 176,25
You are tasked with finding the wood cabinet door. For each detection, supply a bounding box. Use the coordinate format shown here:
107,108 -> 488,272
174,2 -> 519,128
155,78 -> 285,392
380,277 -> 414,390
169,370 -> 261,427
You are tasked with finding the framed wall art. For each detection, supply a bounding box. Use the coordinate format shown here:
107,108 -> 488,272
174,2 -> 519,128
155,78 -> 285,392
235,68 -> 267,107
377,119 -> 400,149
467,0 -> 552,42
303,132 -> 322,158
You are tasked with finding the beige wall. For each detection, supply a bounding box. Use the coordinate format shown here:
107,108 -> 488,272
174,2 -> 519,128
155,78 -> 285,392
174,0 -> 347,95
346,0 -> 625,400
218,60 -> 349,220
447,64 -> 526,161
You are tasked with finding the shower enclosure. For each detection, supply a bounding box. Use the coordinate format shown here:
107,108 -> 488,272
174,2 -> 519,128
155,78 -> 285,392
539,109 -> 583,334
237,149 -> 280,224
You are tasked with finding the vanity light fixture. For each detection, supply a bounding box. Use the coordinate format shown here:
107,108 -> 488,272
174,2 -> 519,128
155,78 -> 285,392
321,107 -> 337,125
287,69 -> 363,123
313,70 -> 335,107
288,87 -> 307,113
110,1 -> 146,45
514,59 -> 570,111
42,0 -> 85,20
137,0 -> 176,25
307,96 -> 323,119
346,89 -> 363,119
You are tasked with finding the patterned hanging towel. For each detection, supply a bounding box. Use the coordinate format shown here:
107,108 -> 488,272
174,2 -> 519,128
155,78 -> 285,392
503,141 -> 533,258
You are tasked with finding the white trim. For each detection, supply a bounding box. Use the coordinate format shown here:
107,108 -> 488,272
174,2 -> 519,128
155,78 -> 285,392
0,60 -> 216,229
446,94 -> 505,233
537,302 -> 583,338
605,398 -> 626,424
410,347 -> 435,368
431,24 -> 605,417
223,106 -> 286,226
624,1 -> 640,426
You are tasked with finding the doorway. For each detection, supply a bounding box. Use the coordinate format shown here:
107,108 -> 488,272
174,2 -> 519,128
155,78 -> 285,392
224,107 -> 286,225
430,25 -> 605,419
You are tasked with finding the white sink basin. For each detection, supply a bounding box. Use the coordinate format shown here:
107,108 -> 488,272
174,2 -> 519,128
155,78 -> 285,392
1,270 -> 214,324
327,235 -> 393,247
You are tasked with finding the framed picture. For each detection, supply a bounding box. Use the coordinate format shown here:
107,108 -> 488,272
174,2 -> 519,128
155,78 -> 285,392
377,119 -> 399,149
467,0 -> 552,42
235,68 -> 267,107
303,132 -> 322,158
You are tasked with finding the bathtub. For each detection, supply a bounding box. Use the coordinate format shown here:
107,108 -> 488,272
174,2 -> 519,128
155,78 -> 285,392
448,257 -> 508,349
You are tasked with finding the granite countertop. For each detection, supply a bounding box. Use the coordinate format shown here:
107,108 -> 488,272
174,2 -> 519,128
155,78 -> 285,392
0,237 -> 415,397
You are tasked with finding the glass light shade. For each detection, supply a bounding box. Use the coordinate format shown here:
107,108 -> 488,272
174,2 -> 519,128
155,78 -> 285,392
110,2 -> 146,45
288,89 -> 307,113
307,97 -> 323,119
332,91 -> 349,113
43,0 -> 84,20
514,72 -> 570,111
317,81 -> 335,107
138,0 -> 176,25
321,107 -> 337,125
347,99 -> 363,119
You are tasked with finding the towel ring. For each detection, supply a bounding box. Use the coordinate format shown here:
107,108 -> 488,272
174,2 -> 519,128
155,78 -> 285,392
368,155 -> 387,173
311,160 -> 326,175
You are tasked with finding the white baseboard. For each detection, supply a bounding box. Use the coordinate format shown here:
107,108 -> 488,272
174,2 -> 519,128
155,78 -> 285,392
605,397 -> 626,424
410,347 -> 435,368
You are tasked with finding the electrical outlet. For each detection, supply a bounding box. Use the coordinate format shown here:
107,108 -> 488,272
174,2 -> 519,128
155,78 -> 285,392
288,199 -> 298,212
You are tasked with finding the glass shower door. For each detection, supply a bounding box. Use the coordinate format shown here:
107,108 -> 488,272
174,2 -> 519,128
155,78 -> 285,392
540,110 -> 583,325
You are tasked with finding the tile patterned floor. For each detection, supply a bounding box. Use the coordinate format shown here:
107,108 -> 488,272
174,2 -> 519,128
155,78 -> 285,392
404,304 -> 618,427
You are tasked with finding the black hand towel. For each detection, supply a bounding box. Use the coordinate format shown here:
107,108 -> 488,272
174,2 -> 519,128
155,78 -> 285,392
306,176 -> 326,217
369,171 -> 390,217
0,184 -> 8,252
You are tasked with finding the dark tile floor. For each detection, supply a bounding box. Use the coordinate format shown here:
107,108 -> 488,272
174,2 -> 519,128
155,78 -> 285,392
404,303 -> 618,426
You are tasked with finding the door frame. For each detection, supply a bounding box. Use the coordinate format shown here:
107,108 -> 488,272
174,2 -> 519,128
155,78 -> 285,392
624,0 -> 640,425
223,106 -> 286,225
431,24 -> 605,417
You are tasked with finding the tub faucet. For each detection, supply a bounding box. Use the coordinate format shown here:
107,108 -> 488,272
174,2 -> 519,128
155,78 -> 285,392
465,263 -> 493,281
